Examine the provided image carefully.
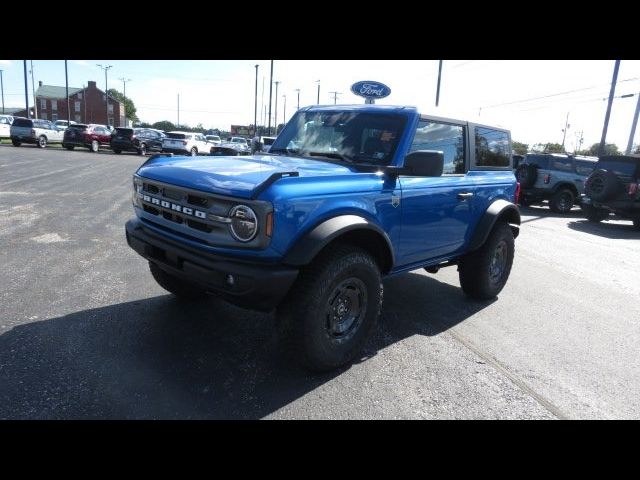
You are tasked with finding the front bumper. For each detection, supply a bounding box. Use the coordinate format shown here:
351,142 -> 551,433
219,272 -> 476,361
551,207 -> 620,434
125,218 -> 299,311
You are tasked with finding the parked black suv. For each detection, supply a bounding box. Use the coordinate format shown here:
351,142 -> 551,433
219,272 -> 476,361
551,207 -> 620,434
111,128 -> 165,155
516,153 -> 598,213
580,155 -> 640,229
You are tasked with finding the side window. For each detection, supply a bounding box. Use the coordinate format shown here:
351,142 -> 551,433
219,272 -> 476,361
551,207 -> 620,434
575,160 -> 595,176
475,127 -> 510,167
550,157 -> 573,172
409,120 -> 465,174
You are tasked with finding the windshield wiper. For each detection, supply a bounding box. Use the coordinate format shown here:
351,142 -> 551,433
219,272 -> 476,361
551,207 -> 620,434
269,147 -> 302,156
307,151 -> 354,163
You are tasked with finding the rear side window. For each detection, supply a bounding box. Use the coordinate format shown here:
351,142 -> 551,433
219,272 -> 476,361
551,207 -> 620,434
550,157 -> 573,172
597,159 -> 638,177
475,127 -> 510,167
166,133 -> 188,140
409,120 -> 465,174
12,118 -> 32,128
263,137 -> 275,146
575,160 -> 596,176
525,154 -> 550,169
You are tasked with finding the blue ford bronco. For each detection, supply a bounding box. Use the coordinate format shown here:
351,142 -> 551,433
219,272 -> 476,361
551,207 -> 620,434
125,105 -> 520,371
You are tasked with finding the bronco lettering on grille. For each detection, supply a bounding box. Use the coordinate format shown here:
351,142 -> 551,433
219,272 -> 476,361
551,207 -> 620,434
140,194 -> 207,218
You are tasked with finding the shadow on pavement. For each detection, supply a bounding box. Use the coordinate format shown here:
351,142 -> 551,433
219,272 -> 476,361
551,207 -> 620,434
0,272 -> 492,419
519,204 -> 583,224
568,219 -> 640,239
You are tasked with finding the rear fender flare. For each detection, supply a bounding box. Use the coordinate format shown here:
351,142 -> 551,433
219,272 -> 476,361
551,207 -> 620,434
467,200 -> 520,252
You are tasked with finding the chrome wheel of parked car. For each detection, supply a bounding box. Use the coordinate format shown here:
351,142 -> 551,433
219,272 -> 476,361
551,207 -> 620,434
138,144 -> 147,155
190,147 -> 197,156
38,136 -> 47,148
90,140 -> 99,153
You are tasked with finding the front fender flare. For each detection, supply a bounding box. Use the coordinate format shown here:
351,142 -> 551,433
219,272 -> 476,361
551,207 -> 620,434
467,199 -> 520,252
283,215 -> 395,268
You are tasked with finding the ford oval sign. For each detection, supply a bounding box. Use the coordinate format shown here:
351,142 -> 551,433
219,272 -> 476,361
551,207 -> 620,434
351,80 -> 391,100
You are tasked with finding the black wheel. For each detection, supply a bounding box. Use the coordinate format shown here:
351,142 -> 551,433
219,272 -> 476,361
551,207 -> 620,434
138,144 -> 147,155
632,218 -> 640,230
190,147 -> 197,156
37,135 -> 47,148
459,222 -> 514,300
516,164 -> 538,188
549,188 -> 575,213
64,144 -> 74,151
12,140 -> 20,147
582,204 -> 609,223
113,149 -> 121,154
148,262 -> 208,300
90,140 -> 99,152
277,244 -> 383,372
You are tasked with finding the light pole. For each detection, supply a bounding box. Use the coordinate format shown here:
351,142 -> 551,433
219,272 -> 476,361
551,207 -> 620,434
268,60 -> 274,135
626,92 -> 640,155
599,60 -> 620,156
283,94 -> 286,125
23,61 -> 29,118
30,60 -> 37,118
254,64 -> 259,137
0,69 -> 4,114
316,80 -> 320,104
65,61 -> 70,127
119,77 -> 131,127
295,88 -> 300,110
435,60 -> 443,107
96,64 -> 113,126
274,81 -> 280,134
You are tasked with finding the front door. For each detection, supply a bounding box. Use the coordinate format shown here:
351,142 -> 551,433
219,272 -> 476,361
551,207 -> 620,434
397,119 -> 477,267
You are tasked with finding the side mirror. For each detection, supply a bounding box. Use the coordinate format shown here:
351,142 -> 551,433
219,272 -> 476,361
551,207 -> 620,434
403,150 -> 444,176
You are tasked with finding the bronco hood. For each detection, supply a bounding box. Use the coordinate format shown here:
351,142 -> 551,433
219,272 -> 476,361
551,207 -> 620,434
136,154 -> 359,198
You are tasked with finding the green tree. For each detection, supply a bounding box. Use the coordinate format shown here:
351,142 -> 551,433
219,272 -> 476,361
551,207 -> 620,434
107,88 -> 138,124
543,143 -> 565,153
151,120 -> 176,132
585,142 -> 620,156
512,141 -> 528,155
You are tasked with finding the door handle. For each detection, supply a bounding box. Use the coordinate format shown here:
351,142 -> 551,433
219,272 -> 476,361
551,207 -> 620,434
457,192 -> 474,200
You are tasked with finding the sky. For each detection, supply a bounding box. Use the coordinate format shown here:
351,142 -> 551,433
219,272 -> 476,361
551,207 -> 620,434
0,59 -> 639,152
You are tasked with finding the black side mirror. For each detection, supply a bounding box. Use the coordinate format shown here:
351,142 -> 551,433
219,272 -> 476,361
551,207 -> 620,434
403,150 -> 444,176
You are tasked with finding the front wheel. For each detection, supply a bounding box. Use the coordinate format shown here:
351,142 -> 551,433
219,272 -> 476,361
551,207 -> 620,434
64,144 -> 74,151
12,140 -> 20,147
37,136 -> 47,148
459,222 -> 515,300
633,218 -> 640,231
148,262 -> 208,300
113,149 -> 121,154
277,245 -> 382,372
138,144 -> 147,155
90,140 -> 99,152
190,147 -> 197,156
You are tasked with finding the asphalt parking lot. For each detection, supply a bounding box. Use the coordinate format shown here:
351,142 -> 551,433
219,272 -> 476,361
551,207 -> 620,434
1,144 -> 639,419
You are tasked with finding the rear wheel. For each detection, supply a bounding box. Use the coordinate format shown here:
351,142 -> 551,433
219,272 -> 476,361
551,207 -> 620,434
190,147 -> 197,156
64,145 -> 74,151
549,188 -> 575,213
138,144 -> 147,155
90,140 -> 99,152
148,262 -> 208,300
37,135 -> 47,148
12,140 -> 20,147
459,222 -> 515,300
582,204 -> 609,223
113,149 -> 121,154
633,218 -> 640,230
277,245 -> 383,372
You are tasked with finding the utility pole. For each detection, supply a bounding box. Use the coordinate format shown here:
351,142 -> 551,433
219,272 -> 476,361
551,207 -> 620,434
329,91 -> 341,104
626,92 -> 640,155
274,81 -> 280,134
268,60 -> 274,135
316,80 -> 320,104
177,93 -> 180,127
282,94 -> 286,125
295,88 -> 300,110
0,69 -> 5,114
65,61 -> 70,127
260,76 -> 265,135
599,60 -> 620,156
83,83 -> 87,123
96,64 -> 113,126
119,77 -> 131,127
435,60 -> 443,107
30,60 -> 37,118
23,61 -> 29,118
254,64 -> 259,137
561,112 -> 570,151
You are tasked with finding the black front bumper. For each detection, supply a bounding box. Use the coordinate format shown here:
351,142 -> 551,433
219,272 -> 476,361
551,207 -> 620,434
125,218 -> 299,311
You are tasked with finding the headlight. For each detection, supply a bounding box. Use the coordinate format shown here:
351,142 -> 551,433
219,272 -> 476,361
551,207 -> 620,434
229,205 -> 258,242
132,177 -> 143,206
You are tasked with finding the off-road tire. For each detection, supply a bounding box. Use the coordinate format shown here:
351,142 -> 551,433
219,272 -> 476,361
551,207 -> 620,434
585,169 -> 621,202
549,188 -> 575,213
148,262 -> 208,300
459,221 -> 514,300
582,204 -> 609,223
277,244 -> 383,372
37,135 -> 47,148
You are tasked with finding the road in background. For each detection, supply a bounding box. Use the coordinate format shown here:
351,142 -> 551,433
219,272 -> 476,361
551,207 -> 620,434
1,145 -> 638,419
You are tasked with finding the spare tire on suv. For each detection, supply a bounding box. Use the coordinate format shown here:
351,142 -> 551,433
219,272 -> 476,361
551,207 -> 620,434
516,163 -> 538,188
585,169 -> 622,202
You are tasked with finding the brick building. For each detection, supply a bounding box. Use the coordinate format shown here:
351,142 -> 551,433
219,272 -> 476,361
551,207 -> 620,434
12,80 -> 125,127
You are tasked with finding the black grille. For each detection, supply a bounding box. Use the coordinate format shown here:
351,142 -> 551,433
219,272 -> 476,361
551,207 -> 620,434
186,219 -> 213,233
187,194 -> 209,207
144,184 -> 160,194
143,204 -> 159,215
163,188 -> 183,200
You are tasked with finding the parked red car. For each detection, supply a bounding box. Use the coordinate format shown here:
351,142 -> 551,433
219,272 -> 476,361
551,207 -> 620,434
62,124 -> 112,153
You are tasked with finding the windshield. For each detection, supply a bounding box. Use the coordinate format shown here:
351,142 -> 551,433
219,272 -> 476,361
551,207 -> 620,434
270,111 -> 407,165
232,138 -> 245,143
